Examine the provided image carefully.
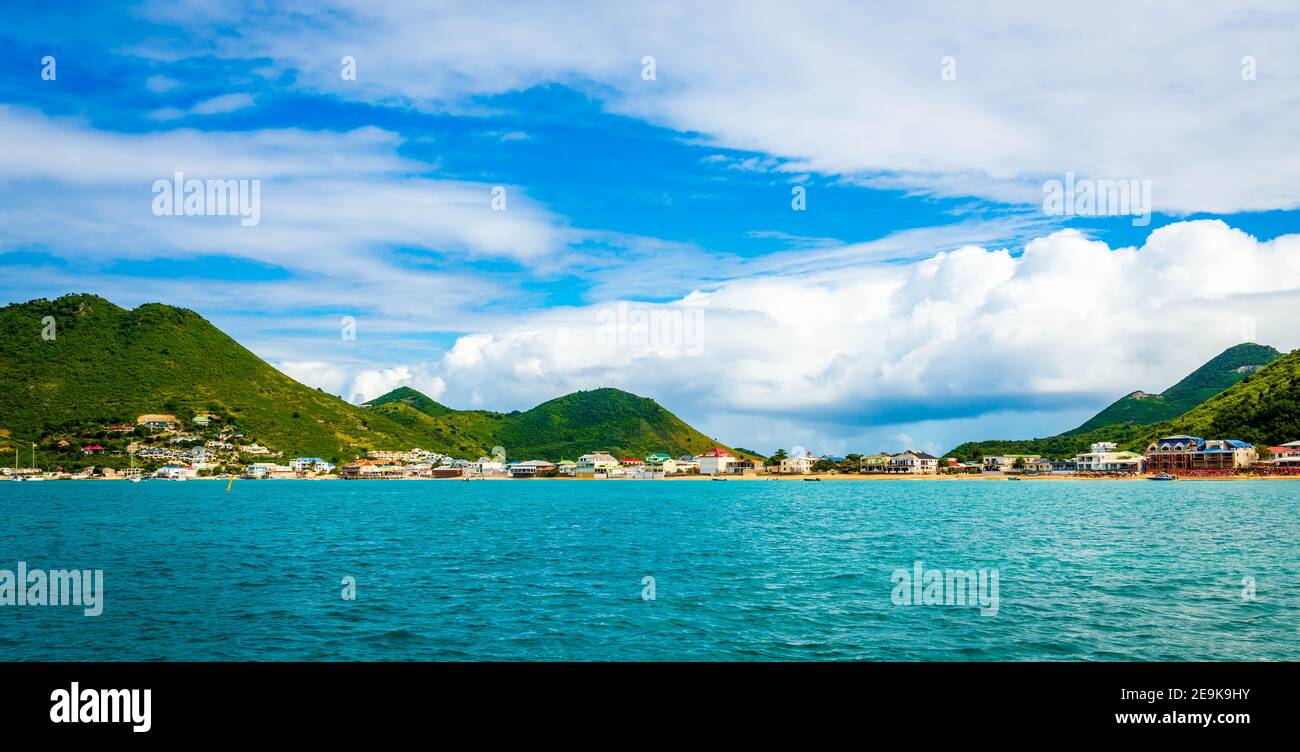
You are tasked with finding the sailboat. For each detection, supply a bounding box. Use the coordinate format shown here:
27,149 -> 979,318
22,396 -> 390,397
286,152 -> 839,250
127,451 -> 142,483
10,448 -> 19,481
25,444 -> 44,481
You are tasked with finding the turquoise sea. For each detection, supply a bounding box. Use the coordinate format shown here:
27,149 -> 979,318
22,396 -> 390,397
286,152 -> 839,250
1,479 -> 1296,661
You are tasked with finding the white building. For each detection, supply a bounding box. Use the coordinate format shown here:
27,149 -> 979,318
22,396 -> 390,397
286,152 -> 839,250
889,451 -> 939,474
471,458 -> 507,476
981,455 -> 1041,473
644,453 -> 678,474
779,452 -> 815,474
154,465 -> 197,479
1073,442 -> 1145,473
290,457 -> 334,473
696,447 -> 735,475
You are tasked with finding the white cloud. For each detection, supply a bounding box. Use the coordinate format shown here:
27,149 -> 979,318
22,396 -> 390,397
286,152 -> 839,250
150,92 -> 257,120
365,220 -> 1300,452
0,106 -> 568,271
145,74 -> 181,93
146,0 -> 1300,214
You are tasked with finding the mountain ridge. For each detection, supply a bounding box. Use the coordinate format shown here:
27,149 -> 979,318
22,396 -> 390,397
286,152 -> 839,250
945,342 -> 1286,460
0,294 -> 738,464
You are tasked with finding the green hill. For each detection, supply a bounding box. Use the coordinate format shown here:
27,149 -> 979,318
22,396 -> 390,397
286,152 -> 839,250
364,386 -> 749,461
1125,348 -> 1300,450
945,343 -> 1283,461
363,385 -> 455,417
1066,343 -> 1280,434
0,294 -> 738,466
0,294 -> 433,464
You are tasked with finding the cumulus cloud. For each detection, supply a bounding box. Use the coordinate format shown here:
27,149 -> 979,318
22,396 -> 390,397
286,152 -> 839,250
146,0 -> 1300,215
360,220 -> 1300,451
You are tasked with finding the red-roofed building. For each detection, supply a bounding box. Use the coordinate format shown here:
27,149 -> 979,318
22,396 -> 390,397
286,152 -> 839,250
81,445 -> 104,455
697,447 -> 734,475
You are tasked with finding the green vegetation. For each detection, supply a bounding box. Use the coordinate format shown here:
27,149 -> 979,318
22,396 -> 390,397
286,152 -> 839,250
1126,348 -> 1300,450
367,385 -> 752,461
0,294 -> 460,466
1067,343 -> 1280,434
0,294 -> 739,467
945,343 -> 1284,461
363,385 -> 455,417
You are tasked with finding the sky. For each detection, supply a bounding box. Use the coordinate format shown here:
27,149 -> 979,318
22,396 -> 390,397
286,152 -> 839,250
3,1 -> 1300,456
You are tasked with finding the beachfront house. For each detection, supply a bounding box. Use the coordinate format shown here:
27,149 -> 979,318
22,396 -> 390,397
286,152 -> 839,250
1072,442 -> 1145,473
154,464 -> 197,480
697,447 -> 735,475
289,457 -> 331,473
1263,443 -> 1300,472
888,450 -> 940,474
577,452 -> 619,477
339,459 -> 403,479
858,453 -> 893,473
981,454 -> 1041,473
509,460 -> 556,478
778,452 -> 815,475
728,458 -> 764,475
1144,436 -> 1257,474
644,453 -> 678,474
556,460 -> 577,476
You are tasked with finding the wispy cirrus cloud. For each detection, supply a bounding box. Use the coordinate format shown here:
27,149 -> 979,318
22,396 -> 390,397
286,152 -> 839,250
144,0 -> 1300,215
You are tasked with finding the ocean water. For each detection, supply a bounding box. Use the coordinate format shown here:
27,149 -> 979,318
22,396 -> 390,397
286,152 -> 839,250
0,479 -> 1296,661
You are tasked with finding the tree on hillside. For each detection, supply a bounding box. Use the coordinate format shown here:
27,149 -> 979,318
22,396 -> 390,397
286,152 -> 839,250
768,448 -> 789,467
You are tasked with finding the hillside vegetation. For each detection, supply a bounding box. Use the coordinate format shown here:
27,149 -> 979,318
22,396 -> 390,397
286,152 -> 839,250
946,343 -> 1284,460
0,295 -> 481,462
1067,343 -> 1280,434
366,386 -> 750,461
0,294 -> 737,464
1126,348 -> 1300,450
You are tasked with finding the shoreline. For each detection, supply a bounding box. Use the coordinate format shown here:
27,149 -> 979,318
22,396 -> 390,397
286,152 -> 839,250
22,473 -> 1299,482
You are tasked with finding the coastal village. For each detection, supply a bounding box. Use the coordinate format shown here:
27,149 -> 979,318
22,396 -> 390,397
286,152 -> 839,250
3,411 -> 1299,481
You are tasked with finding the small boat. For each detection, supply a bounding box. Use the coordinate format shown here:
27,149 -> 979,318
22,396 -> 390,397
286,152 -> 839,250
803,477 -> 821,481
1007,476 -> 1022,481
1149,472 -> 1177,481
710,476 -> 727,481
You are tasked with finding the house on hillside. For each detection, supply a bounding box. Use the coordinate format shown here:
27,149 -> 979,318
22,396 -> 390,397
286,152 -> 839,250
136,414 -> 181,431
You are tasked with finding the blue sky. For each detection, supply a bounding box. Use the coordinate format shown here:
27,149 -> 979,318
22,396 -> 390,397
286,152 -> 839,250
4,1 -> 1300,455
